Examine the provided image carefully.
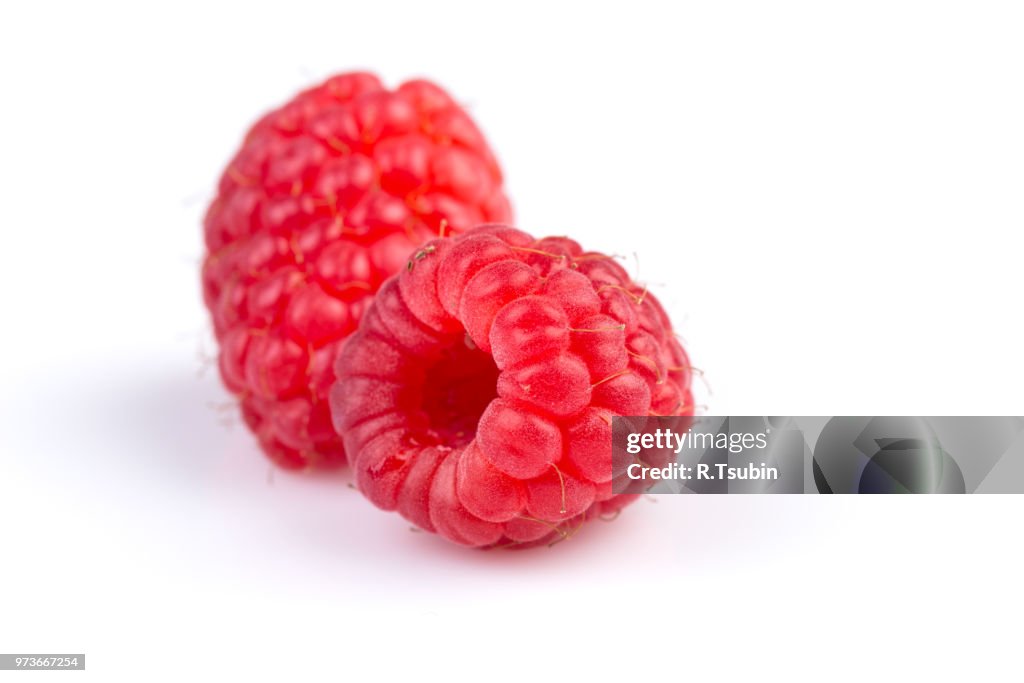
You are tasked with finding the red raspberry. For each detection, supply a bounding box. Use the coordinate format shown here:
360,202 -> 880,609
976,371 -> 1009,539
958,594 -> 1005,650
330,225 -> 694,547
201,73 -> 512,469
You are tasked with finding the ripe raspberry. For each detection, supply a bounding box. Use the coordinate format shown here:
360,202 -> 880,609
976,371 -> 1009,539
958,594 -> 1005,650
329,225 -> 694,547
201,73 -> 512,469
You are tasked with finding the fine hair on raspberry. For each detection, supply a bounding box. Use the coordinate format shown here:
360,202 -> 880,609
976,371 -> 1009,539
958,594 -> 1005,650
330,225 -> 694,547
201,73 -> 512,470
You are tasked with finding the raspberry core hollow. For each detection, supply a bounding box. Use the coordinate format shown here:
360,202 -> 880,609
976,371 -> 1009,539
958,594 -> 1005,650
330,225 -> 694,547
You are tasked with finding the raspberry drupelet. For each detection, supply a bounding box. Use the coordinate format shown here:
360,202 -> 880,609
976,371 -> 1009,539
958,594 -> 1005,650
330,225 -> 694,547
201,73 -> 512,469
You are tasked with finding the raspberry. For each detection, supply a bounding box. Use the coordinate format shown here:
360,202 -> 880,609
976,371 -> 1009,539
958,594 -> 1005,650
329,225 -> 694,547
201,73 -> 512,469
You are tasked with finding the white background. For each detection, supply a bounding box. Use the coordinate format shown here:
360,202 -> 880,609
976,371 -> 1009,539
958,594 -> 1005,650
2,1 -> 1022,680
